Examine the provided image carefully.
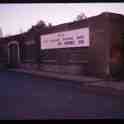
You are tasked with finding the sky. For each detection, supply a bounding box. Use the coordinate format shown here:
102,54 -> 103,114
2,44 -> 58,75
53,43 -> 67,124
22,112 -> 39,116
0,3 -> 124,36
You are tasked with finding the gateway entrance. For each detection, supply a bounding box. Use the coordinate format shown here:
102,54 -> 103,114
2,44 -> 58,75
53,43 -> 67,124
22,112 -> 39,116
8,42 -> 20,68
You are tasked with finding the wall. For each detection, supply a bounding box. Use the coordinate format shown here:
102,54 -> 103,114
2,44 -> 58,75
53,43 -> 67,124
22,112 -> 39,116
87,13 -> 110,77
0,12 -> 123,78
39,13 -> 110,78
108,13 -> 124,78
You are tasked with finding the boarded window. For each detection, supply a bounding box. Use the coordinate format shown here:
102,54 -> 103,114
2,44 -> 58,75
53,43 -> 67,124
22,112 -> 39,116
23,45 -> 36,62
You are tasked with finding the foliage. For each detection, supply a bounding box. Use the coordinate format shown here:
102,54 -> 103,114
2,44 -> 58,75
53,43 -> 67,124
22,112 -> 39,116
28,20 -> 53,33
75,12 -> 87,21
48,23 -> 52,28
35,20 -> 47,28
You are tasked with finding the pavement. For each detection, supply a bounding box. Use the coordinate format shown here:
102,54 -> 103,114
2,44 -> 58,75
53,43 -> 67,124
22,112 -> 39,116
8,68 -> 124,92
1,71 -> 124,119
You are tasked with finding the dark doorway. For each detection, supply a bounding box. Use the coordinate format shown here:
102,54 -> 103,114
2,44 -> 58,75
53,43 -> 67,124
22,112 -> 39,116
8,44 -> 19,68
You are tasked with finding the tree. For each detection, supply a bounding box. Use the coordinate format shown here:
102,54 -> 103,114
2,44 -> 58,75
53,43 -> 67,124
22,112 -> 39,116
27,20 -> 47,33
35,20 -> 47,28
28,20 -> 52,34
75,12 -> 87,21
48,23 -> 52,28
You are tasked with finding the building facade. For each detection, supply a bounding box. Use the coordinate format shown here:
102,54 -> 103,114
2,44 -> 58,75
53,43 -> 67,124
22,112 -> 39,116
0,12 -> 124,79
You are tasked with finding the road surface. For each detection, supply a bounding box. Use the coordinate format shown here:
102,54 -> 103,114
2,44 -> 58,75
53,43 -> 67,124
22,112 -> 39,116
0,71 -> 124,119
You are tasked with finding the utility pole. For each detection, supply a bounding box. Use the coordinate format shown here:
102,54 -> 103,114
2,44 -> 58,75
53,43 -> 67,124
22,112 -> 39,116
0,27 -> 3,37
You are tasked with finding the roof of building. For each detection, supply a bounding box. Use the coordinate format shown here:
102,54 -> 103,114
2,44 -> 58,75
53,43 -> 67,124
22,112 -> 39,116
0,11 -> 124,42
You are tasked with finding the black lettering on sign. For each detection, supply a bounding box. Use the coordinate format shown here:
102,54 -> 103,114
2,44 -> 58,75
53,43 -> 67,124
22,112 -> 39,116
57,42 -> 62,45
63,37 -> 73,41
51,38 -> 60,42
64,41 -> 74,45
78,40 -> 84,44
77,35 -> 84,39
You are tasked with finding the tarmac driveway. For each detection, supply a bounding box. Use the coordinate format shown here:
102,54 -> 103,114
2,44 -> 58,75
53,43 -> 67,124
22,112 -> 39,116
0,71 -> 124,119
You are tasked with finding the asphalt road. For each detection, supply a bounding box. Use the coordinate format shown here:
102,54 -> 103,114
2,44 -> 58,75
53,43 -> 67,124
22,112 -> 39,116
0,71 -> 124,119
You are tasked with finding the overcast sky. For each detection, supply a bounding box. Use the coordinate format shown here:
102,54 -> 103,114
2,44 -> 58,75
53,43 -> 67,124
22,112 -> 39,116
0,3 -> 124,36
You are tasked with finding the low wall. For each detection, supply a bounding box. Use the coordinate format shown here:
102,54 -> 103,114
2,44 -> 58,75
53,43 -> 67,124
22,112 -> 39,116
39,64 -> 88,75
19,63 -> 88,75
19,63 -> 38,70
18,63 -> 107,78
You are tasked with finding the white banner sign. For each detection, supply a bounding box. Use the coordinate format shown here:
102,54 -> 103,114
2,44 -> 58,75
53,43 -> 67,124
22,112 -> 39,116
40,27 -> 89,49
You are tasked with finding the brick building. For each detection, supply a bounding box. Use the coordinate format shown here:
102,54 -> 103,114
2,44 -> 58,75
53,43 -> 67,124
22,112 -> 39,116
0,12 -> 124,78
